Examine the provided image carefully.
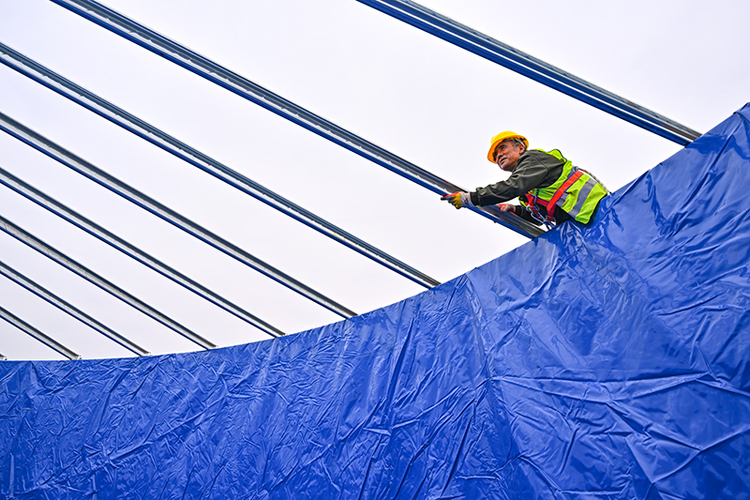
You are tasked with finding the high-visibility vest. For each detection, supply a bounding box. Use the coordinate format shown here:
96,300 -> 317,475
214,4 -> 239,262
519,149 -> 608,224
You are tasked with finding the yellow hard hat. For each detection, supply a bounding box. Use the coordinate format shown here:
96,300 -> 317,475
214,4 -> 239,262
487,131 -> 529,162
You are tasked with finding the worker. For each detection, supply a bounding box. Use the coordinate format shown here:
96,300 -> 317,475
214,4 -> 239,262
441,131 -> 608,228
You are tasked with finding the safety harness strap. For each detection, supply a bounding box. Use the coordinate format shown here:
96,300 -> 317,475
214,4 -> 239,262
526,169 -> 584,222
546,170 -> 584,212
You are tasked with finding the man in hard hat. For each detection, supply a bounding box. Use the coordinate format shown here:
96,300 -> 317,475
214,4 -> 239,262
441,131 -> 608,228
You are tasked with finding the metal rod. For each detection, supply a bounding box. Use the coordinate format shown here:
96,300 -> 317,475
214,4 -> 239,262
0,303 -> 81,360
0,111 -> 357,318
0,41 -> 442,288
48,0 -> 543,239
0,259 -> 149,356
0,166 -> 285,338
357,0 -> 702,146
0,214 -> 216,350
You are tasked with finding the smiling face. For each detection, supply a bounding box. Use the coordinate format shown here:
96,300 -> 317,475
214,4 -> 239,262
493,140 -> 526,172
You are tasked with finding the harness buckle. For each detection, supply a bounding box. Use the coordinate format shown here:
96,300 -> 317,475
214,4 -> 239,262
525,194 -> 555,229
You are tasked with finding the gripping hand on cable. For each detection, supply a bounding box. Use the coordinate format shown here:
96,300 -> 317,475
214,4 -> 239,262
441,191 -> 473,209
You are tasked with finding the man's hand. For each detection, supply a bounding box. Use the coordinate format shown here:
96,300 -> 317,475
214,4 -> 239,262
497,204 -> 515,213
441,191 -> 473,209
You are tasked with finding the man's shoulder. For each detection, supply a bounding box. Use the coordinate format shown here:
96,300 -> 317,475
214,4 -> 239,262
519,149 -> 564,166
526,149 -> 557,158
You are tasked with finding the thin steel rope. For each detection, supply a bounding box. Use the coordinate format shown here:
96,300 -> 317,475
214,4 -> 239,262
0,166 -> 285,339
0,110 -> 357,319
357,0 -> 701,145
0,213 -> 216,350
0,303 -> 81,360
0,259 -> 149,356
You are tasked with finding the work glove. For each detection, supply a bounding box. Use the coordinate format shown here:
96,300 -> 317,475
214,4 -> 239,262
497,204 -> 515,213
441,191 -> 473,209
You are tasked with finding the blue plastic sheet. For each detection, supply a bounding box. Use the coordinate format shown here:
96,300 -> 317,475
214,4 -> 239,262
2,104 -> 750,499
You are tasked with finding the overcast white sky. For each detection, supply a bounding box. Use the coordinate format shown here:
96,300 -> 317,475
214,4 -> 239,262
0,0 -> 748,360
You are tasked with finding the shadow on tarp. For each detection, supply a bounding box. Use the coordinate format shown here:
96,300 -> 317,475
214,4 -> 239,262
2,104 -> 750,499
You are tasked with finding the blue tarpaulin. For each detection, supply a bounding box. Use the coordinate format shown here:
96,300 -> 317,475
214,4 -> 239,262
2,104 -> 750,499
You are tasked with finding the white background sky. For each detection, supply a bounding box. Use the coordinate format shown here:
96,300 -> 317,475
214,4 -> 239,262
0,0 -> 748,360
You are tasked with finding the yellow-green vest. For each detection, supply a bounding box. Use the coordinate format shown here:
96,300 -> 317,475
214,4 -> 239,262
519,149 -> 607,224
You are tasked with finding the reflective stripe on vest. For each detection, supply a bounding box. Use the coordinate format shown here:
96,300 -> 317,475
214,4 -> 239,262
519,149 -> 607,224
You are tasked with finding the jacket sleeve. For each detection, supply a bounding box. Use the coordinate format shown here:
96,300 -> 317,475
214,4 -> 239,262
469,151 -> 556,206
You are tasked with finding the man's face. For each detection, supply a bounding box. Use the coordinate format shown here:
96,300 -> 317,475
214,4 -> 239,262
493,140 -> 525,172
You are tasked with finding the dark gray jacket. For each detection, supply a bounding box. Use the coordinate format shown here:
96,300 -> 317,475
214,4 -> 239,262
469,149 -> 570,225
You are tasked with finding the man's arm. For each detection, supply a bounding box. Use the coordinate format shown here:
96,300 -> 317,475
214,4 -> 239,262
469,151 -> 558,206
